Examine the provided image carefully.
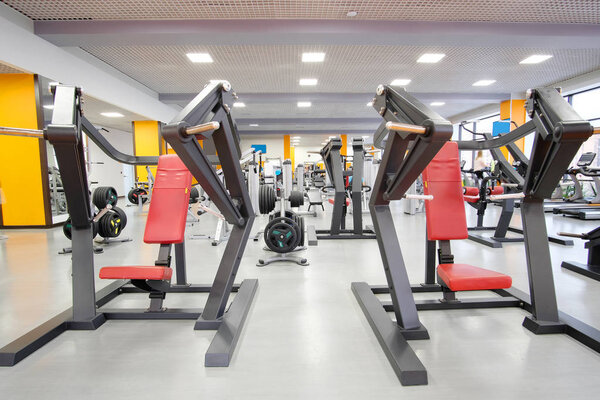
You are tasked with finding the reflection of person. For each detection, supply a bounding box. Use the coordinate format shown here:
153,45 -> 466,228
473,150 -> 487,171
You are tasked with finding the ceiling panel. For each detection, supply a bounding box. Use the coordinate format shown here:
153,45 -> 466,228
0,63 -> 25,73
3,0 -> 599,23
81,44 -> 600,96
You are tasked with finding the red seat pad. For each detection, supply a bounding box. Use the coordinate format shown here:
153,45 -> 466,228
144,155 -> 192,244
463,187 -> 478,196
328,198 -> 350,206
437,264 -> 512,291
99,266 -> 173,280
422,142 -> 468,240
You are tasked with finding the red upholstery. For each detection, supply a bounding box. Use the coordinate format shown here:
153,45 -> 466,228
488,186 -> 504,196
99,266 -> 173,280
422,142 -> 468,240
144,155 -> 192,244
437,264 -> 512,291
328,198 -> 351,206
463,187 -> 478,196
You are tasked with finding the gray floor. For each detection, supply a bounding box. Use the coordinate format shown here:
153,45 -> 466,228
1,200 -> 599,399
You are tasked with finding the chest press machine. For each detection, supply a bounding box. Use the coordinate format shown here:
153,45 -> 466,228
313,137 -> 376,240
0,82 -> 257,368
351,85 -> 600,386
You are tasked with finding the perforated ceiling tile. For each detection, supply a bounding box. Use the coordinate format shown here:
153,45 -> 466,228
81,44 -> 600,94
0,63 -> 25,73
2,0 -> 599,23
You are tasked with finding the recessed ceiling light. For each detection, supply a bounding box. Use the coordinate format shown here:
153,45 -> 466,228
233,102 -> 245,108
302,52 -> 325,62
472,80 -> 496,86
249,124 -> 259,127
417,53 -> 446,63
293,136 -> 301,139
209,79 -> 226,84
100,112 -> 124,118
520,54 -> 553,64
299,78 -> 318,86
367,101 -> 373,107
390,79 -> 411,86
186,53 -> 213,63
321,142 -> 327,145
430,102 -> 445,106
43,105 -> 54,110
297,101 -> 312,107
347,11 -> 358,17
329,136 -> 336,139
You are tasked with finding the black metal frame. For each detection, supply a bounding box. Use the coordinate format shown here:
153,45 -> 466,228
316,137 -> 376,239
561,226 -> 600,281
352,85 -> 600,386
0,82 -> 257,368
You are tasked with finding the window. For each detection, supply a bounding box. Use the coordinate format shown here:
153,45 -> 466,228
569,87 -> 600,167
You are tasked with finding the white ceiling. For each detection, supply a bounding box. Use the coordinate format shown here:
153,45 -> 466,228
2,1 -> 600,138
3,0 -> 599,23
81,44 -> 600,95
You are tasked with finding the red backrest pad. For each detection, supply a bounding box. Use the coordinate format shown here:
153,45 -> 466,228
143,155 -> 192,244
422,142 -> 468,240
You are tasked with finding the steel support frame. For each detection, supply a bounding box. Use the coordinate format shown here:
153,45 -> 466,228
0,82 -> 257,368
352,85 -> 600,386
316,137 -> 376,239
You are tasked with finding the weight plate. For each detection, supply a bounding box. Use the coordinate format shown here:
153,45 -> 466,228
112,206 -> 127,230
264,216 -> 300,253
63,217 -> 72,240
289,190 -> 304,207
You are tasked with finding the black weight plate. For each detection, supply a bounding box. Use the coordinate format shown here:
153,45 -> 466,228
112,206 -> 127,230
298,216 -> 305,247
99,211 -> 122,238
127,189 -> 137,204
63,217 -> 72,240
264,216 -> 300,253
289,190 -> 304,207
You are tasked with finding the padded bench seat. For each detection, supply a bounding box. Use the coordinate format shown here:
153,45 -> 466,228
437,264 -> 512,291
99,266 -> 173,281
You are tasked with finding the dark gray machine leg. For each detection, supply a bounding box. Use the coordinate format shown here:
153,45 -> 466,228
69,226 -> 106,329
204,279 -> 258,366
370,204 -> 426,333
174,241 -> 188,286
351,282 -> 428,386
199,219 -> 254,323
520,198 -> 564,333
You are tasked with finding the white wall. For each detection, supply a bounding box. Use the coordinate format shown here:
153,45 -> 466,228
294,145 -> 323,166
86,127 -> 134,196
240,136 -> 284,160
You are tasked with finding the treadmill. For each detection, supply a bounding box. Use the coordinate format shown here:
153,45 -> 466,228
553,152 -> 600,220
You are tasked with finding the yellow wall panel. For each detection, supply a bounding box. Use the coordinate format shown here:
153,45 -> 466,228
133,120 -> 160,181
0,74 -> 47,226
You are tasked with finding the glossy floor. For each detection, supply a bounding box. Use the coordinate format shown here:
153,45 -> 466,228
0,201 -> 599,399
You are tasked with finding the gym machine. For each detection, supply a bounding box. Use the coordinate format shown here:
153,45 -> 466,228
560,227 -> 600,281
313,137 -> 376,240
352,85 -> 600,386
0,81 -> 257,367
553,152 -> 600,220
462,133 -> 572,248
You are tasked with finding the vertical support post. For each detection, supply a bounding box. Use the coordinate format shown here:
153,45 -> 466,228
174,241 -> 187,286
71,226 -> 98,321
520,198 -> 560,323
424,238 -> 437,285
370,204 -> 422,330
493,199 -> 513,238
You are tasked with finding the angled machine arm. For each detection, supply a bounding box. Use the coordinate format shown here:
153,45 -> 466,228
369,85 -> 453,329
161,81 -> 255,321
